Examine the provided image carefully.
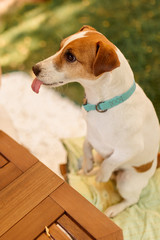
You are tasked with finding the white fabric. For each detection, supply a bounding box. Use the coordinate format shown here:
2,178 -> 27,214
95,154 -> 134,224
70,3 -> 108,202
0,71 -> 86,177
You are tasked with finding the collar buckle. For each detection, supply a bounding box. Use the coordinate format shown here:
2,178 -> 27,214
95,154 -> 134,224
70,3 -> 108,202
95,102 -> 108,113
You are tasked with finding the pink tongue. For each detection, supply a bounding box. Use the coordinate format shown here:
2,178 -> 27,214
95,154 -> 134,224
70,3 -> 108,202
31,78 -> 43,94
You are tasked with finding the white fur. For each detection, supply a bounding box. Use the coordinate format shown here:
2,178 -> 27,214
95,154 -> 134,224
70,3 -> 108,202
0,104 -> 18,140
34,32 -> 160,217
62,31 -> 87,48
0,72 -> 86,177
0,68 -> 18,140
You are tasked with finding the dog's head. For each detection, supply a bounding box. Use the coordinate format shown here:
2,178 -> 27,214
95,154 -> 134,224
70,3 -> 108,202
32,25 -> 120,93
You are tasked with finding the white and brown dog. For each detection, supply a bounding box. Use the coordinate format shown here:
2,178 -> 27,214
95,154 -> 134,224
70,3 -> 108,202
32,25 -> 160,217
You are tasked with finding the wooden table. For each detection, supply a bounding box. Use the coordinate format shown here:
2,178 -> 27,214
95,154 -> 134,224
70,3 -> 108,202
0,131 -> 123,240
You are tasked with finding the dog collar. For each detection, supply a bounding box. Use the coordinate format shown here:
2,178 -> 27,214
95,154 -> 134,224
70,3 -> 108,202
83,80 -> 136,113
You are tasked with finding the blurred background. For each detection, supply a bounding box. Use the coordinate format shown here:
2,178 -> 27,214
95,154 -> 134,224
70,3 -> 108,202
0,0 -> 160,119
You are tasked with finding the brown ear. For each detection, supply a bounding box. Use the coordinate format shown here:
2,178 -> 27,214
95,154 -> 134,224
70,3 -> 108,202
93,41 -> 120,76
79,25 -> 96,32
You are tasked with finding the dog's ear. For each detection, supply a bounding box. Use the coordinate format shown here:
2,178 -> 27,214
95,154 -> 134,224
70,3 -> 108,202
79,25 -> 96,32
93,41 -> 120,76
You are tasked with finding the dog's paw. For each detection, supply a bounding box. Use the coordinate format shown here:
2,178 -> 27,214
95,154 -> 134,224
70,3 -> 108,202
96,168 -> 111,182
78,166 -> 99,176
86,166 -> 100,176
105,201 -> 127,218
82,157 -> 93,174
105,205 -> 121,218
78,169 -> 84,175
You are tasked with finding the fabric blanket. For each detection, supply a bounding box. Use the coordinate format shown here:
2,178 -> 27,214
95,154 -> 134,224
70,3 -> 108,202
0,72 -> 86,177
62,137 -> 160,240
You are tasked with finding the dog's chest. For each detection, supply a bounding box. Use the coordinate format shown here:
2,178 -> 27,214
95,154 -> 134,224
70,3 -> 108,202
85,111 -> 121,156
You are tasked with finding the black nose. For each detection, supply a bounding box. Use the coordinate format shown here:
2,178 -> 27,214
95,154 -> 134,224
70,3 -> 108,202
32,64 -> 41,76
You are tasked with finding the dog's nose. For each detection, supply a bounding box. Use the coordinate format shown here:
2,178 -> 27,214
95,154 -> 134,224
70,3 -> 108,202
32,64 -> 41,76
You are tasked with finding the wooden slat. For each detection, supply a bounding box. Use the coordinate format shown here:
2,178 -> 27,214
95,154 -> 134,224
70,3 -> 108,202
0,153 -> 8,168
50,223 -> 71,240
59,163 -> 67,181
36,223 -> 71,240
57,214 -> 93,240
50,183 -> 123,240
0,197 -> 64,240
0,162 -> 22,190
0,161 -> 64,236
36,234 -> 49,240
0,130 -> 38,172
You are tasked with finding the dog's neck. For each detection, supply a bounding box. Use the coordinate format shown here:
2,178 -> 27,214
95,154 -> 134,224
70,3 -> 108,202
79,49 -> 135,105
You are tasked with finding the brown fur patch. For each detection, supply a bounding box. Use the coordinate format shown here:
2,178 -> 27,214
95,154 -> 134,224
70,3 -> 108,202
133,161 -> 153,173
79,25 -> 96,32
157,153 -> 160,168
53,36 -> 98,80
83,96 -> 87,105
60,37 -> 70,50
53,30 -> 120,79
93,41 -> 120,76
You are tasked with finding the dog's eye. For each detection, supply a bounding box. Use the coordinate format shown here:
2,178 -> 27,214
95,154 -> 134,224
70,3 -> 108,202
65,51 -> 76,63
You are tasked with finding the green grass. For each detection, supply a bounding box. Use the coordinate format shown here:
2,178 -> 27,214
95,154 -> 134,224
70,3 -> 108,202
0,0 -> 160,119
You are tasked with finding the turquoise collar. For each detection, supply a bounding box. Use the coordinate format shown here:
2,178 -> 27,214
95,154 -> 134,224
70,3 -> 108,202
83,80 -> 136,113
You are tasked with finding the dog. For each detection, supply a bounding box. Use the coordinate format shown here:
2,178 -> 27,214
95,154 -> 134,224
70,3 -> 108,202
32,25 -> 160,217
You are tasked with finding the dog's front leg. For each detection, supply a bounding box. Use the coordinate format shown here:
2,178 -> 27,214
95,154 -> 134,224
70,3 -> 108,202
96,156 -> 115,182
96,145 -> 143,182
82,138 -> 94,173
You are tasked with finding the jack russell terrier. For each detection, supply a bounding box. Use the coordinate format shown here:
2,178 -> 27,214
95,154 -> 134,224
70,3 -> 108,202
32,25 -> 160,217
